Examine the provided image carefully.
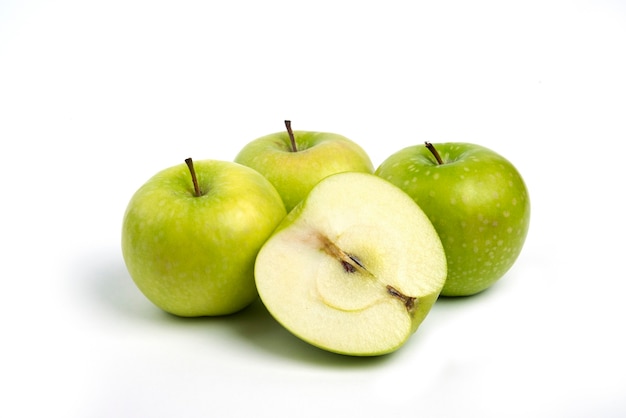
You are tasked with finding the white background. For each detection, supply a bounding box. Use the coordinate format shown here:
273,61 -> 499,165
2,1 -> 625,417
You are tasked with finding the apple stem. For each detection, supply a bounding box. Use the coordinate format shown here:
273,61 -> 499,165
285,120 -> 298,152
425,142 -> 444,165
185,158 -> 203,197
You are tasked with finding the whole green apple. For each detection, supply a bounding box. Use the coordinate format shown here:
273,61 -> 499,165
234,120 -> 374,212
376,142 -> 530,296
121,158 -> 286,316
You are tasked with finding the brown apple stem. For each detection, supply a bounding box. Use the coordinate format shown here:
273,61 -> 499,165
425,142 -> 444,165
285,120 -> 297,152
185,158 -> 203,197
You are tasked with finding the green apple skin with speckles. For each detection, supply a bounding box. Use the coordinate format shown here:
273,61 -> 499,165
376,143 -> 530,296
122,160 -> 287,316
234,127 -> 374,212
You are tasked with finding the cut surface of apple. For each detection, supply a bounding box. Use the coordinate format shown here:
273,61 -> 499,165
254,172 -> 447,356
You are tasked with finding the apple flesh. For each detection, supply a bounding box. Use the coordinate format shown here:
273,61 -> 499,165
234,121 -> 374,212
254,172 -> 447,356
122,159 -> 287,316
376,142 -> 530,296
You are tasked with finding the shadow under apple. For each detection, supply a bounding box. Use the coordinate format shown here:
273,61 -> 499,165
71,248 -> 164,323
206,297 -> 392,368
75,249 -> 390,367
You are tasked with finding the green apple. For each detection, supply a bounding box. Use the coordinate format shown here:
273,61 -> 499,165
234,120 -> 374,212
121,158 -> 286,316
254,172 -> 447,356
375,142 -> 530,296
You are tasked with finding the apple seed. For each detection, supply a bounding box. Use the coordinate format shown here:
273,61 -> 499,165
340,254 -> 367,273
340,260 -> 357,273
317,233 -> 369,275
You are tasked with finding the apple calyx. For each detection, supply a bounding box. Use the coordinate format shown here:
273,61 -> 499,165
285,120 -> 298,152
385,285 -> 416,311
184,157 -> 203,197
425,142 -> 444,165
316,232 -> 417,313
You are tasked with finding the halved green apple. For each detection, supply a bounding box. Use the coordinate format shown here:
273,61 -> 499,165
254,172 -> 447,356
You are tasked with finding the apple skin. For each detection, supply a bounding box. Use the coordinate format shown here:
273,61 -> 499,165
121,160 -> 287,316
234,128 -> 374,212
376,143 -> 530,296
